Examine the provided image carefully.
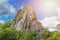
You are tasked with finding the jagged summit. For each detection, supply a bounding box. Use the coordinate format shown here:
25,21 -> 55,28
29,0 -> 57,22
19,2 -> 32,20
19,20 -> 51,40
11,5 -> 44,32
23,5 -> 34,11
11,5 -> 44,40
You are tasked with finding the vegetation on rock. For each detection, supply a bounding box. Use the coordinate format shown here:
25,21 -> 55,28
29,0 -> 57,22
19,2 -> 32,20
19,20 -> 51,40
0,22 -> 60,40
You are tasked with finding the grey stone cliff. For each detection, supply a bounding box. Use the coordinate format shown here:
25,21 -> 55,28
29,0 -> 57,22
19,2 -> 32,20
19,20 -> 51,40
11,5 -> 45,40
11,5 -> 44,32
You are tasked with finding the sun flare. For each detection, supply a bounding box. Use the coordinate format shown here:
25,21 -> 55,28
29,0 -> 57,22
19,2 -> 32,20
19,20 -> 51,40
43,0 -> 58,10
45,2 -> 55,9
45,2 -> 56,10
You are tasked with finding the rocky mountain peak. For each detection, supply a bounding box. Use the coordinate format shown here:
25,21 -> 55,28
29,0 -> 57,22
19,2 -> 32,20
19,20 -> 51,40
11,5 -> 44,32
23,5 -> 34,11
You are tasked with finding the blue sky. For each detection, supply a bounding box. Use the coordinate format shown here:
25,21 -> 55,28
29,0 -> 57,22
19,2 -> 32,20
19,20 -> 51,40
0,0 -> 42,22
8,0 -> 28,9
0,0 -> 28,22
0,0 -> 38,22
0,0 -> 15,22
0,0 -> 59,22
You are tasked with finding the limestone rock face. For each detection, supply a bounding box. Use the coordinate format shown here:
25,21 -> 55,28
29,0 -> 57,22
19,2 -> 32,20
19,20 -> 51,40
11,5 -> 44,32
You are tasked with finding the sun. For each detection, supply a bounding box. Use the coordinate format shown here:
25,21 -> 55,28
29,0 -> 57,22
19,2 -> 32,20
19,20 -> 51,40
43,0 -> 58,10
46,2 -> 55,9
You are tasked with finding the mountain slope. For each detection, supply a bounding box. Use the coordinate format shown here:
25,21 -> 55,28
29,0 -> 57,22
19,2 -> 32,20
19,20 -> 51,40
11,5 -> 44,32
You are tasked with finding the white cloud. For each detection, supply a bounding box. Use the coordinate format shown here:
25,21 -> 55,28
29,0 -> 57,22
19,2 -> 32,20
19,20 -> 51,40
0,0 -> 16,16
4,3 -> 16,14
57,7 -> 60,21
0,16 -> 2,18
0,20 -> 4,24
39,16 -> 60,31
0,0 -> 7,4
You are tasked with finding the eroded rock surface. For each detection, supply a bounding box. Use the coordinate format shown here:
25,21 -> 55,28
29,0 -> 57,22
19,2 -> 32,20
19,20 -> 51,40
11,5 -> 44,32
11,5 -> 45,40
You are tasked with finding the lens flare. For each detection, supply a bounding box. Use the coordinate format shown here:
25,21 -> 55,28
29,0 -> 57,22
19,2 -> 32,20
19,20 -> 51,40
44,1 -> 57,10
46,2 -> 55,9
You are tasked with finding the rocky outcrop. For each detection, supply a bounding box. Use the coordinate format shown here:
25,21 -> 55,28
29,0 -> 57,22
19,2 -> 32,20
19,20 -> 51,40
11,5 -> 45,40
11,5 -> 44,32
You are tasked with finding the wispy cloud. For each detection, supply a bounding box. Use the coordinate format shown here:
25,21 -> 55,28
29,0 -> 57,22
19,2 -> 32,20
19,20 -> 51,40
57,7 -> 60,21
39,16 -> 60,31
0,0 -> 16,16
0,20 -> 4,24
